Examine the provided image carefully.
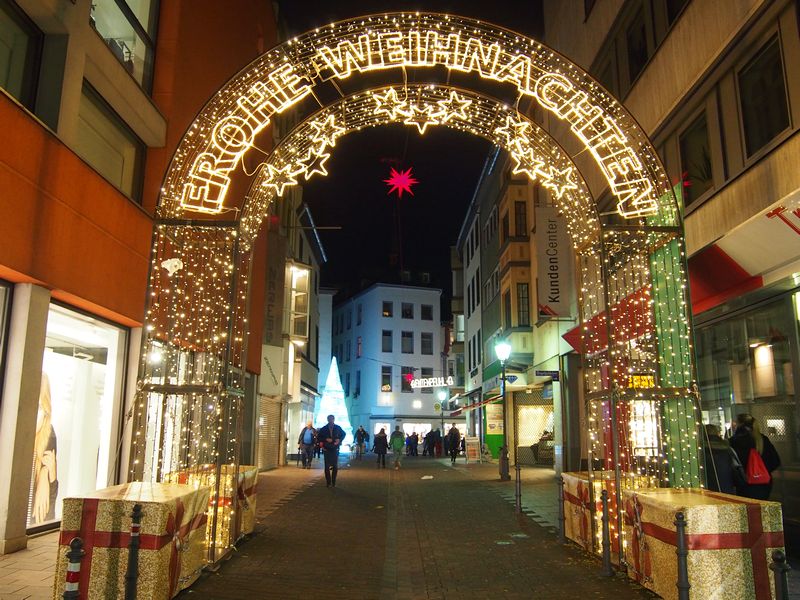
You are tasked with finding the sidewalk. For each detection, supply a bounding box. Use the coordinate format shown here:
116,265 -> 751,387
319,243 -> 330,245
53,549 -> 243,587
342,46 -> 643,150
180,456 -> 654,599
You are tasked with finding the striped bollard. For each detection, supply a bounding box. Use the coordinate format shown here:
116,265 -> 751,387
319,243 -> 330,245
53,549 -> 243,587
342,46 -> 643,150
124,503 -> 143,600
63,537 -> 84,599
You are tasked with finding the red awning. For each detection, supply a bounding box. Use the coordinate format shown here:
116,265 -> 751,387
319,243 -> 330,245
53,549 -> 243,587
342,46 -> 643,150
688,244 -> 762,315
449,394 -> 501,417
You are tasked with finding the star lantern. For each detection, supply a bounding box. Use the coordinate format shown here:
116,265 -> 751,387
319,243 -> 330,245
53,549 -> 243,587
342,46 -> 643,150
384,167 -> 419,198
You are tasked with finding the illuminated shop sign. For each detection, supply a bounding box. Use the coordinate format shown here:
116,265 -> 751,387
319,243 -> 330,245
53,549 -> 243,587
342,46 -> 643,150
411,376 -> 454,389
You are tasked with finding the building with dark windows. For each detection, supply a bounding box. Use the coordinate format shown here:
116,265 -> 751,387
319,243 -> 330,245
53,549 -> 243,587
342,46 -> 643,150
0,0 -> 278,554
542,0 -> 800,547
332,283 -> 464,440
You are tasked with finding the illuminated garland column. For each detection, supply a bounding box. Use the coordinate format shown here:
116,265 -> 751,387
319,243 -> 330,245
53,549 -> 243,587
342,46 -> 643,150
648,186 -> 702,488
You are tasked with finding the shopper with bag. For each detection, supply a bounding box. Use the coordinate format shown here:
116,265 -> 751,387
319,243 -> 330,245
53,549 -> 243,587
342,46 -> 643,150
729,413 -> 781,500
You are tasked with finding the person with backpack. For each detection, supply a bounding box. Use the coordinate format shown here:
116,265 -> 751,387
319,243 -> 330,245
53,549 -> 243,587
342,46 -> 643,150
729,413 -> 781,500
372,427 -> 388,469
703,423 -> 745,494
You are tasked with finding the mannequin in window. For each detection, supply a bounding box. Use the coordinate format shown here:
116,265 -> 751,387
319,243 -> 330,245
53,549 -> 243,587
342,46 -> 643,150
31,372 -> 58,525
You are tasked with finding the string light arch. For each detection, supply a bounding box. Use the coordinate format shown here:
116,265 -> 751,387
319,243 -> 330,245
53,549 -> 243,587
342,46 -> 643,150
133,12 -> 702,564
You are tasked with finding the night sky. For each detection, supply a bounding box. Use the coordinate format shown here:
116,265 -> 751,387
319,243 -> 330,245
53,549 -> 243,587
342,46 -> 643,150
276,1 -> 544,308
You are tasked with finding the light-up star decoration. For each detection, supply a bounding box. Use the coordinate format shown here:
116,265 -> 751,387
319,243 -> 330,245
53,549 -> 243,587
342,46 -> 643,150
384,167 -> 418,198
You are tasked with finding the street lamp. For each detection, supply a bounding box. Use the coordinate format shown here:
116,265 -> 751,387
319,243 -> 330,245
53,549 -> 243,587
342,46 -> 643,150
495,340 -> 512,481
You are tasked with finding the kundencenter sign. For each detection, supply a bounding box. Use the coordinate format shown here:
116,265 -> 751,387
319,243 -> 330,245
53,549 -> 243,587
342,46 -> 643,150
411,376 -> 454,389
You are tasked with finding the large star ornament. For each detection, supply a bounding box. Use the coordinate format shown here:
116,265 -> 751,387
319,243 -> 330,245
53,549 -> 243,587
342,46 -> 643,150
384,167 -> 419,198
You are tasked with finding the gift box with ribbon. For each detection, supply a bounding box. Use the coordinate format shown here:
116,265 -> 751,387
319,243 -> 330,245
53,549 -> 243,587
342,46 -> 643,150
53,482 -> 210,600
562,471 -> 621,562
621,488 -> 784,600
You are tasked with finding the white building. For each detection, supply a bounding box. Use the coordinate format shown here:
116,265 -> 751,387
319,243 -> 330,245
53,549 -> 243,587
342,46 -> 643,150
331,284 -> 465,438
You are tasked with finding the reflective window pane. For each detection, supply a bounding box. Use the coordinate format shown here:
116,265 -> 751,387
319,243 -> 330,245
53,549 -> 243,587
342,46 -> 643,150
0,0 -> 41,107
90,0 -> 155,90
679,112 -> 713,206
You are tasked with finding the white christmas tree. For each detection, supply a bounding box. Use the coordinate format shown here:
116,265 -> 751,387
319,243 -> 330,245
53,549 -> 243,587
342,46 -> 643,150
314,357 -> 353,446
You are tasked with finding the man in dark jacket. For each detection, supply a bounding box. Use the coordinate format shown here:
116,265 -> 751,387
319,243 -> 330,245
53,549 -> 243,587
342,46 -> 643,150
729,413 -> 781,500
318,414 -> 346,487
703,424 -> 744,494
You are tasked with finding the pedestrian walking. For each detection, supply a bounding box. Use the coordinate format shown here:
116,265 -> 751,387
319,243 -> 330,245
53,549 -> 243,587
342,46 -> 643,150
355,425 -> 368,459
729,413 -> 781,500
318,414 -> 346,488
390,426 -> 405,470
373,428 -> 389,468
297,421 -> 316,469
446,423 -> 460,464
702,423 -> 744,494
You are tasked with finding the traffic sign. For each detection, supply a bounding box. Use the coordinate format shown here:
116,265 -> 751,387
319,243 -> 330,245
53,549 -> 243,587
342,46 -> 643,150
433,402 -> 441,412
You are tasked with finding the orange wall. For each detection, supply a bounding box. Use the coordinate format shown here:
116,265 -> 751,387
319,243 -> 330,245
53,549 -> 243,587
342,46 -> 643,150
144,0 -> 278,373
0,93 -> 151,326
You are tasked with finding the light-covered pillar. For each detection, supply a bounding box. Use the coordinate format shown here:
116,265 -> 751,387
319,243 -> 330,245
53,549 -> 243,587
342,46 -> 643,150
0,284 -> 50,554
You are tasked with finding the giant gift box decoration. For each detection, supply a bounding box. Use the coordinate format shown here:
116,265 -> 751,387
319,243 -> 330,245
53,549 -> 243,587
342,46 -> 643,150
621,488 -> 784,600
562,471 -> 620,563
53,482 -> 210,600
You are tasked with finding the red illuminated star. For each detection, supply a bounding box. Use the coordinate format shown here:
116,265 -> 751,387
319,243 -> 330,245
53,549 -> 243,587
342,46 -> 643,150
384,167 -> 419,198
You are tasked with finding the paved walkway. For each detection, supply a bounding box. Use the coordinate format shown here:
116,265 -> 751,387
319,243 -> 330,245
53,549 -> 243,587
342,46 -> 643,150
180,456 -> 654,599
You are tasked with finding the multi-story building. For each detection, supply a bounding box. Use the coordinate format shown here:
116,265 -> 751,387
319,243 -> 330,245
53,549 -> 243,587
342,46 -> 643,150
542,0 -> 800,545
0,0 -> 277,554
332,283 -> 464,438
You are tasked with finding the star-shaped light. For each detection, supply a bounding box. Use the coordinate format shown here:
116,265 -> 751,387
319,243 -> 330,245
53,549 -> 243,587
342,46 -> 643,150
510,147 -> 546,181
494,115 -> 532,154
308,114 -> 345,153
384,167 -> 418,198
373,88 -> 411,120
403,104 -> 442,134
295,148 -> 331,180
542,165 -> 579,200
436,91 -> 472,123
262,163 -> 298,197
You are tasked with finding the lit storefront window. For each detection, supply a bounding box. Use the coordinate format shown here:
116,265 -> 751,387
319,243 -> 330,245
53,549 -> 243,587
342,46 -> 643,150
28,304 -> 127,528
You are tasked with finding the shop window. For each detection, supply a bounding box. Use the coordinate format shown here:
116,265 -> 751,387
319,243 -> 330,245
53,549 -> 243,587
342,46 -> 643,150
75,82 -> 145,201
517,283 -> 530,327
90,0 -> 157,92
626,8 -> 649,84
514,201 -> 527,237
382,301 -> 393,317
421,304 -> 433,320
401,331 -> 413,354
420,367 -> 433,394
738,36 -> 790,157
381,365 -> 392,392
28,304 -> 127,528
382,330 -> 392,352
679,112 -> 713,206
421,332 -> 433,355
402,302 -> 413,319
0,0 -> 42,109
401,366 -> 414,392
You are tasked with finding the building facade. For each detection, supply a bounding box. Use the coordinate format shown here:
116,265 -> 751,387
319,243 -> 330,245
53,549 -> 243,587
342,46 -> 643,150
332,284 -> 464,439
542,0 -> 800,545
0,0 -> 277,553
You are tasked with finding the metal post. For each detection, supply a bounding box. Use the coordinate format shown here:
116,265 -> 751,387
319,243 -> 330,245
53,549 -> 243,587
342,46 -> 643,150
557,475 -> 566,543
600,490 -> 613,577
499,359 -> 510,481
124,503 -> 143,600
770,549 -> 791,600
63,537 -> 84,600
674,511 -> 690,600
515,463 -> 522,513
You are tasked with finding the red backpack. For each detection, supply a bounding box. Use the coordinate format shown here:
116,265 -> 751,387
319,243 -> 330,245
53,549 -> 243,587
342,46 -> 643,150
745,448 -> 771,485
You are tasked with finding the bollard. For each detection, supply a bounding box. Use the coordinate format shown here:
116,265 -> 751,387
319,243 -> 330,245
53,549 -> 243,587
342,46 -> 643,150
674,511 -> 690,600
600,490 -> 613,577
63,537 -> 85,600
515,463 -> 522,513
557,476 -> 566,543
770,549 -> 791,600
499,445 -> 511,481
124,503 -> 143,600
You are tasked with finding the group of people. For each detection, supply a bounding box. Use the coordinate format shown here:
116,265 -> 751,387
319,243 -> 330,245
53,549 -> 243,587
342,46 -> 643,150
703,413 -> 781,500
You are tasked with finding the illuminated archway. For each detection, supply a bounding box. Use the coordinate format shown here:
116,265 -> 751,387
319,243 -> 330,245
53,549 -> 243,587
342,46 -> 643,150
133,13 -> 701,562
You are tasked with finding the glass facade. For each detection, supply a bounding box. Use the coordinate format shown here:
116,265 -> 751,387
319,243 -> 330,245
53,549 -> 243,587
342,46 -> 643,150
27,304 -> 127,528
695,291 -> 799,533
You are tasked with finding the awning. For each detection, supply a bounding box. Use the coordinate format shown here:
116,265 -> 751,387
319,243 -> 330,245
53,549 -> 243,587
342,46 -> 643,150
449,394 -> 501,417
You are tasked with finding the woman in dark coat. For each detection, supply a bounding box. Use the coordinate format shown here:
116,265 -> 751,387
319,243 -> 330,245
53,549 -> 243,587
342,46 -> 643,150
372,428 -> 389,469
729,413 -> 781,500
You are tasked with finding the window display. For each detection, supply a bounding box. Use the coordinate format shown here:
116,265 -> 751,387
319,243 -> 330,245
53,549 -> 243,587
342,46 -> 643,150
27,304 -> 127,528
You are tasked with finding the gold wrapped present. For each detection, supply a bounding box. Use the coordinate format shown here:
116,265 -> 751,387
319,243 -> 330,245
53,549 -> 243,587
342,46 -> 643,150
233,465 -> 258,536
53,482 -> 210,600
621,488 -> 784,600
562,471 -> 621,563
